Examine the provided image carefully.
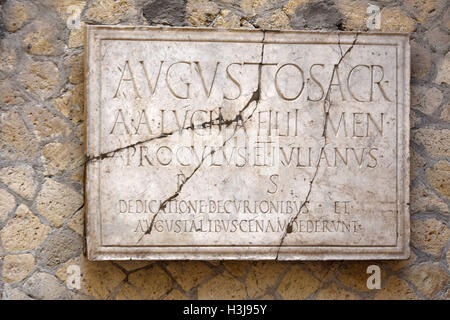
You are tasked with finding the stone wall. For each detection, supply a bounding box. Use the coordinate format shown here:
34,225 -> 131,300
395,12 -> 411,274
0,0 -> 448,300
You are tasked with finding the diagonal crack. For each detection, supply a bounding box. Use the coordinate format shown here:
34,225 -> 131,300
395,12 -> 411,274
84,97 -> 260,167
275,33 -> 359,260
137,31 -> 267,242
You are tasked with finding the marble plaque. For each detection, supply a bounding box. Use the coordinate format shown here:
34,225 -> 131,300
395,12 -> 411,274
85,26 -> 410,260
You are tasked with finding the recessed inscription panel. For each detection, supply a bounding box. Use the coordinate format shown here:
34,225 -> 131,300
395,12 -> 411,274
85,27 -> 410,260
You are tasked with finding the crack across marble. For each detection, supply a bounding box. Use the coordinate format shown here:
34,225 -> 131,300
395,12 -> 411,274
275,33 -> 359,260
85,83 -> 262,165
137,31 -> 266,242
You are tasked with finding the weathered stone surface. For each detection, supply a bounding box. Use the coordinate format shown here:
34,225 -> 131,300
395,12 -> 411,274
53,85 -> 84,124
283,0 -> 312,17
2,284 -> 33,300
446,249 -> 450,268
36,179 -> 83,228
410,149 -> 426,182
18,60 -> 60,101
23,272 -> 70,300
3,0 -> 36,33
223,261 -> 251,278
164,289 -> 188,300
304,261 -> 340,281
213,10 -> 242,28
0,79 -> 26,105
336,0 -> 367,31
69,22 -> 86,48
50,0 -> 87,21
254,9 -> 291,30
441,105 -> 450,122
128,265 -> 172,299
423,88 -> 444,114
65,54 -> 84,85
413,128 -> 449,158
0,165 -> 37,200
74,123 -> 84,142
240,0 -> 277,15
2,254 -> 35,283
41,141 -> 84,176
410,41 -> 431,80
37,229 -> 82,268
186,0 -> 220,26
290,0 -> 343,30
410,183 -> 448,214
114,282 -> 142,300
336,262 -> 387,292
385,251 -> 417,271
85,0 -> 138,24
143,0 -> 186,26
113,260 -> 151,272
23,104 -> 71,140
445,8 -> 450,30
0,189 -> 15,223
425,27 -> 450,53
404,262 -> 449,299
315,282 -> 358,300
411,86 -> 443,116
70,166 -> 85,185
404,0 -> 445,24
277,265 -> 320,299
198,273 -> 247,299
1,204 -> 51,252
56,255 -> 126,299
85,27 -> 410,261
0,110 -> 39,161
410,110 -> 422,129
67,209 -> 84,236
165,261 -> 213,292
0,43 -> 17,74
426,161 -> 450,198
246,261 -> 288,298
411,218 -> 449,258
380,7 -> 416,32
439,288 -> 450,300
22,20 -> 64,56
373,275 -> 419,300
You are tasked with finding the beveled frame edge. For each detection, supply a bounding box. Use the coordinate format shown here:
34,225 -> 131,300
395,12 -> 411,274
84,25 -> 411,261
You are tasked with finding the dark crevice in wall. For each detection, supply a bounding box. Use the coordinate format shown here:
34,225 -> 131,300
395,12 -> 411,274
142,0 -> 187,26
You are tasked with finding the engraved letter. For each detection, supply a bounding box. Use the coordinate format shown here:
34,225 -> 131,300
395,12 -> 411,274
371,65 -> 392,102
194,61 -> 220,98
224,63 -> 242,100
267,174 -> 279,194
139,60 -> 164,95
307,64 -> 325,101
113,60 -> 141,98
109,109 -> 130,134
166,61 -> 191,99
134,109 -> 152,135
347,64 -> 371,102
328,64 -> 346,101
275,63 -> 305,101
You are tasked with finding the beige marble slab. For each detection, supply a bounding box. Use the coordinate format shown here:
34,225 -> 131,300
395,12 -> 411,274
85,26 -> 410,260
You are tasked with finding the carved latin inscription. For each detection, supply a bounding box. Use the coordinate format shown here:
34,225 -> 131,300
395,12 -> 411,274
85,27 -> 410,260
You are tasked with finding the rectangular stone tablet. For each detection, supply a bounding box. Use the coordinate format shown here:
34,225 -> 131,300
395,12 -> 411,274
85,26 -> 410,260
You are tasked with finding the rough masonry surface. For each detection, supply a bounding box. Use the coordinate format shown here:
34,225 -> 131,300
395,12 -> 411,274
0,0 -> 448,300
